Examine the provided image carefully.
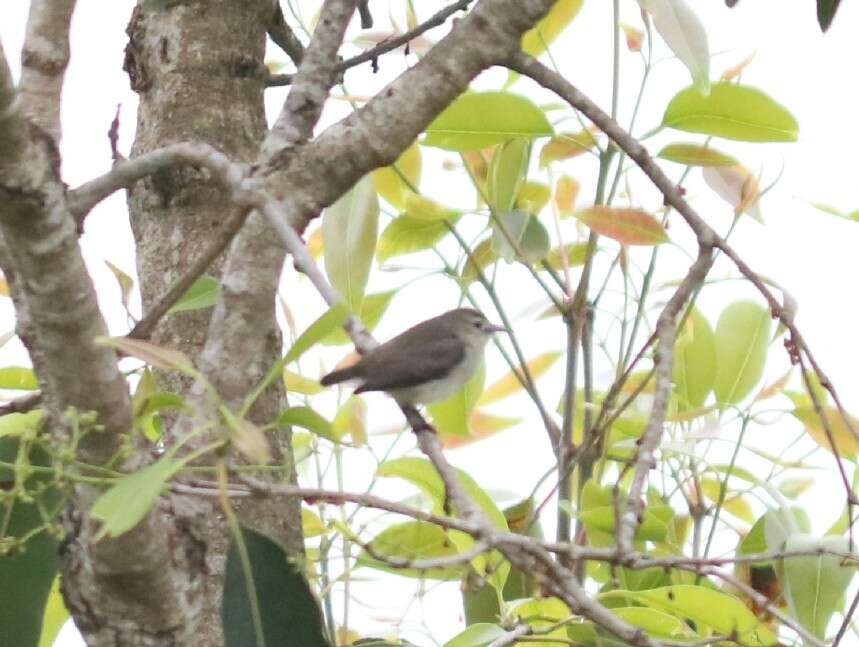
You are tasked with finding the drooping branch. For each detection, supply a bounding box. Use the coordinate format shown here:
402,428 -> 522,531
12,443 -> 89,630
18,0 -> 77,141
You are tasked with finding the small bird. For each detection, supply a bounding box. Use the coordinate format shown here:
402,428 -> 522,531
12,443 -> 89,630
320,308 -> 506,406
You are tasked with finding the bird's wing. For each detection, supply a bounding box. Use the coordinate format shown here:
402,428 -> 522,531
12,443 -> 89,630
354,336 -> 465,393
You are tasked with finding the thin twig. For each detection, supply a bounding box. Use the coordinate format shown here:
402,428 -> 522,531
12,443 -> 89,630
265,0 -> 475,86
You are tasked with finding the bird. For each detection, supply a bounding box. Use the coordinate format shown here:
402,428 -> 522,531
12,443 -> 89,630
320,308 -> 506,406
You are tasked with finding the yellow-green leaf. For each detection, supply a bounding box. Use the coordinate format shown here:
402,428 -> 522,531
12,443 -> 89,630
574,206 -> 669,245
402,193 -> 459,221
672,309 -> 716,409
168,275 -> 220,314
713,300 -> 771,406
0,366 -> 38,391
479,352 -> 561,405
554,175 -> 580,215
321,291 -> 395,346
332,396 -> 367,445
793,405 -> 859,458
657,142 -> 738,167
461,238 -> 498,286
488,138 -> 531,213
424,92 -> 553,151
372,142 -> 421,209
278,406 -> 334,442
516,181 -> 551,215
428,363 -> 485,437
358,520 -> 463,580
302,508 -> 326,537
441,410 -> 522,449
283,303 -> 350,365
543,243 -> 589,270
662,82 -> 799,142
283,370 -> 323,395
322,176 -> 379,312
600,586 -> 777,645
521,0 -> 584,57
91,457 -> 182,540
377,214 -> 456,262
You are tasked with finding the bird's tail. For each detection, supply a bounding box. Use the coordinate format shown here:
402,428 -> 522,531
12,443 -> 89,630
320,365 -> 359,386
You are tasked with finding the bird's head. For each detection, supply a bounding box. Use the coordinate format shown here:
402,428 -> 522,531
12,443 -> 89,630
445,308 -> 507,346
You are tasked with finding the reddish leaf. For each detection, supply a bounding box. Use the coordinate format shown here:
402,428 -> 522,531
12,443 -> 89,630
574,206 -> 669,246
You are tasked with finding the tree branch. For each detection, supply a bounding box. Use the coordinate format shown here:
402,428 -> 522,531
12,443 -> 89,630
268,1 -> 305,65
18,0 -> 77,141
617,247 -> 714,553
266,0 -> 476,87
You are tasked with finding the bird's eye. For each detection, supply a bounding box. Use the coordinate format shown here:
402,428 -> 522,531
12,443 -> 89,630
473,321 -> 482,328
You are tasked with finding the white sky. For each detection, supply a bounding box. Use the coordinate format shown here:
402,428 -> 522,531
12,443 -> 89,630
2,1 -> 859,645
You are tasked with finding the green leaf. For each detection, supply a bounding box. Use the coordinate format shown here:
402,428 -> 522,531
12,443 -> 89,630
713,300 -> 772,405
522,0 -> 583,57
402,193 -> 460,221
574,206 -> 669,245
444,624 -> 505,647
424,92 -> 553,151
372,142 -> 421,209
301,508 -> 326,538
543,243 -> 589,270
282,370 -> 323,395
612,607 -> 696,640
277,406 -> 334,442
581,504 -> 675,542
0,366 -> 38,390
223,526 -> 328,647
818,0 -> 842,31
672,309 -> 716,409
105,259 -> 134,311
322,176 -> 379,312
428,362 -> 485,438
491,211 -> 550,263
331,396 -> 367,445
509,598 -> 572,647
168,275 -> 220,314
0,410 -> 43,439
376,456 -> 507,530
377,214 -> 456,262
781,534 -> 854,639
662,82 -> 799,142
358,520 -> 463,580
321,291 -> 395,346
90,456 -> 182,540
488,138 -> 530,214
657,142 -> 738,167
601,586 -> 777,646
283,303 -> 350,365
516,181 -> 551,215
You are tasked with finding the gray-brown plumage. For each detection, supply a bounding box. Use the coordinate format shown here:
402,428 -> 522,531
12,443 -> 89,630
320,308 -> 505,405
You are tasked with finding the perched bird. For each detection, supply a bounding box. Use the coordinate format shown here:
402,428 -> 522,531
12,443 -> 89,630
320,308 -> 506,406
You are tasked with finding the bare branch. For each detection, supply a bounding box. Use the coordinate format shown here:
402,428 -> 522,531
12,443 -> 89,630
618,247 -> 714,552
266,0 -> 476,87
18,0 -> 77,141
268,2 -> 305,65
265,0 -> 359,152
0,391 -> 43,416
68,142 -> 249,219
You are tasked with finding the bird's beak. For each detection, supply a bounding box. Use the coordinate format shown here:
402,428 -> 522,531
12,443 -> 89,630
487,323 -> 507,334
